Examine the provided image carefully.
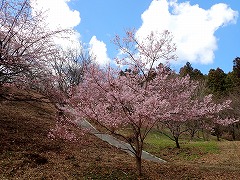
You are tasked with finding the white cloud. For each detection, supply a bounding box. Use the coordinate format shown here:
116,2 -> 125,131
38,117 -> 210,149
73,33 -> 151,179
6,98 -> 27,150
30,0 -> 81,49
89,36 -> 110,65
136,0 -> 238,65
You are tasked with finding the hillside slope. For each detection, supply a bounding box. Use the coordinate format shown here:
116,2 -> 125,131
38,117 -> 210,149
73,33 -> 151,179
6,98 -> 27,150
0,88 -> 240,179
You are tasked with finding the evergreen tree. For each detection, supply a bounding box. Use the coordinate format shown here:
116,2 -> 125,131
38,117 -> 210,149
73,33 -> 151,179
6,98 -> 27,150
207,68 -> 227,96
179,62 -> 204,80
233,57 -> 240,78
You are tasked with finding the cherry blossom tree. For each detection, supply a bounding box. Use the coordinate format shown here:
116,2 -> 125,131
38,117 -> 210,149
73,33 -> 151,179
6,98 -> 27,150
0,0 -> 69,86
66,30 -> 235,176
0,0 -> 91,141
0,0 -> 65,113
160,94 -> 234,148
67,30 -> 177,176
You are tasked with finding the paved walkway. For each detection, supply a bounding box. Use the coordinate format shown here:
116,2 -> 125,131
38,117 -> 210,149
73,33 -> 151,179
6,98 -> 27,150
78,119 -> 166,163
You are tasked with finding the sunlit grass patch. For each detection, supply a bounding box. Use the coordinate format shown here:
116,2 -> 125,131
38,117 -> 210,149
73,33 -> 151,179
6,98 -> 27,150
144,131 -> 175,150
143,129 -> 220,162
184,141 -> 220,154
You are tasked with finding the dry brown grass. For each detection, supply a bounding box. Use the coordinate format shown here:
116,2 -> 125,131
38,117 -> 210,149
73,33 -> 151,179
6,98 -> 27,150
1,87 -> 240,179
197,141 -> 240,171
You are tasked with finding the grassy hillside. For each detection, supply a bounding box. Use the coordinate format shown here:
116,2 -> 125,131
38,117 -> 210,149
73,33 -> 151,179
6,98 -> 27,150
1,87 -> 240,179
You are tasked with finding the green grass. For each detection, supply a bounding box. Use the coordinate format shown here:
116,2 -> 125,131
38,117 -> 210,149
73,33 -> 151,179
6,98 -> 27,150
184,141 -> 220,154
117,128 -> 220,154
145,130 -> 219,151
177,141 -> 220,161
115,127 -> 220,162
144,131 -> 176,149
143,129 -> 220,161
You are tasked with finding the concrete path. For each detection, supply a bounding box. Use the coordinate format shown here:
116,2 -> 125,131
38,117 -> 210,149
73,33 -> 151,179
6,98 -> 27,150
78,119 -> 166,163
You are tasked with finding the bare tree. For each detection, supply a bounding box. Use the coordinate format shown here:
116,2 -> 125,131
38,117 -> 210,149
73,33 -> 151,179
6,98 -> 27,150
50,47 -> 93,98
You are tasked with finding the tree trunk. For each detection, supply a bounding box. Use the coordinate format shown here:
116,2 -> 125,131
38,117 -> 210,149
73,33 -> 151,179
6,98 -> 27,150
190,129 -> 195,141
231,124 -> 236,141
202,128 -> 206,141
135,135 -> 143,177
174,136 -> 180,148
135,155 -> 142,177
215,126 -> 221,141
202,128 -> 209,141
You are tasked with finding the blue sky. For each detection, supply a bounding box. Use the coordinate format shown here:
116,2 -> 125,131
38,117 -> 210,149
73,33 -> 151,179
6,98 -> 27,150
31,0 -> 239,75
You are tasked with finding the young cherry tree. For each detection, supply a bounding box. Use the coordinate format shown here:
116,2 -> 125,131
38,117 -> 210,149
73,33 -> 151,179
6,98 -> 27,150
68,30 -> 177,176
159,94 -> 234,148
67,30 -> 233,176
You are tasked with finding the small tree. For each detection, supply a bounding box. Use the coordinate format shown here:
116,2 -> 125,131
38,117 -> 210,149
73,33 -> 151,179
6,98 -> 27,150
50,47 -> 93,97
159,94 -> 234,148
